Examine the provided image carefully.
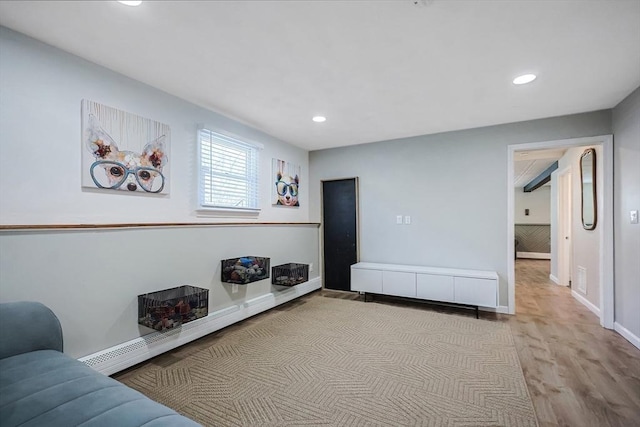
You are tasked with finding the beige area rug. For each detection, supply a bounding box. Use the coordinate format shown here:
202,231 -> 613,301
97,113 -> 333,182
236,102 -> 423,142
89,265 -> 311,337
116,295 -> 538,426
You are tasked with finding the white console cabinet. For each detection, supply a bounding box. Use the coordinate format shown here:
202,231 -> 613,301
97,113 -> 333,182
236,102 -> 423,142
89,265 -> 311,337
351,262 -> 498,317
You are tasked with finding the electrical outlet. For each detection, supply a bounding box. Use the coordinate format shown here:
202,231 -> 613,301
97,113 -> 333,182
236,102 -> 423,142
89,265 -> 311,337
631,210 -> 638,224
309,263 -> 314,272
232,283 -> 238,294
404,216 -> 411,225
396,215 -> 403,224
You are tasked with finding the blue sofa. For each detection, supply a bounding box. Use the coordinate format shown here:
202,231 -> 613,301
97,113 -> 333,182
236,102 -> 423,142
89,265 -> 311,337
0,301 -> 201,427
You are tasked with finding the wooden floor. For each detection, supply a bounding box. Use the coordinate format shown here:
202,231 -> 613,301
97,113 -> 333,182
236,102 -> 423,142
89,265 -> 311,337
322,259 -> 640,427
507,259 -> 640,427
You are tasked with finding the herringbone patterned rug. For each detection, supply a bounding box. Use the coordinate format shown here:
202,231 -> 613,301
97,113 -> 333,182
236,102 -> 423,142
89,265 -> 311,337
116,294 -> 538,426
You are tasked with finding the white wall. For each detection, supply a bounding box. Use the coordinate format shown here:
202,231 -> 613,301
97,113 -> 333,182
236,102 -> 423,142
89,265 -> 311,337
0,226 -> 319,358
514,186 -> 551,224
556,145 -> 602,308
310,112 -> 612,308
0,27 -> 309,225
0,27 -> 319,359
612,86 -> 640,341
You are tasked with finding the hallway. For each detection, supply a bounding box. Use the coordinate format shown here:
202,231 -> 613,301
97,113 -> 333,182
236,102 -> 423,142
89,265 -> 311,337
514,259 -> 595,322
509,259 -> 640,427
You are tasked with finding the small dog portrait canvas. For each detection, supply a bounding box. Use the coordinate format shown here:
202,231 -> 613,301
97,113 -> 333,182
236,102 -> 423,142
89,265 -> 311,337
81,100 -> 170,194
272,158 -> 300,207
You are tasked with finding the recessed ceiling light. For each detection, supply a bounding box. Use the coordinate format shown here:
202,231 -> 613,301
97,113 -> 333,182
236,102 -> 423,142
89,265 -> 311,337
513,74 -> 537,85
312,116 -> 326,123
118,1 -> 142,6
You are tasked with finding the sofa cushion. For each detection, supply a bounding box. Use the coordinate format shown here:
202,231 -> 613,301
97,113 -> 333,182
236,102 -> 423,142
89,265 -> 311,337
0,302 -> 63,359
0,350 -> 200,427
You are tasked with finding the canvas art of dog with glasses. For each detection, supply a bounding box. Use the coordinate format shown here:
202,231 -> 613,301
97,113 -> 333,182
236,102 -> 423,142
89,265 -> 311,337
82,100 -> 170,194
273,159 -> 300,207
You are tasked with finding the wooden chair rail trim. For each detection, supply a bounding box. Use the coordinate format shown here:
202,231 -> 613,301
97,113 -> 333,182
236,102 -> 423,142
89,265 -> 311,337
0,222 -> 321,231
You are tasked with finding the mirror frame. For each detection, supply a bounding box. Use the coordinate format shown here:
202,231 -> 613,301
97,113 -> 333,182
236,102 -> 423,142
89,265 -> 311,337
580,148 -> 597,230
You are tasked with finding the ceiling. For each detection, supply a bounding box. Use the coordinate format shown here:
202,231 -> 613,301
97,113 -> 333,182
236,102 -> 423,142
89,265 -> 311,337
1,1 -> 639,151
514,149 -> 566,189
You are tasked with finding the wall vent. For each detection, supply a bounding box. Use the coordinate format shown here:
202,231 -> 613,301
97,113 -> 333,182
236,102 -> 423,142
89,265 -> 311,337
577,266 -> 587,293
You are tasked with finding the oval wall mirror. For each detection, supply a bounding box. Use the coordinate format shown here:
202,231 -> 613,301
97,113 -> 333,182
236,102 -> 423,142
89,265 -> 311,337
580,148 -> 597,230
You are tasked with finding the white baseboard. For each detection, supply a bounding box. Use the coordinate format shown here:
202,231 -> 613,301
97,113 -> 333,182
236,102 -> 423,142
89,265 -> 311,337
571,289 -> 601,317
614,322 -> 640,350
549,274 -> 560,285
516,252 -> 551,260
79,277 -> 322,376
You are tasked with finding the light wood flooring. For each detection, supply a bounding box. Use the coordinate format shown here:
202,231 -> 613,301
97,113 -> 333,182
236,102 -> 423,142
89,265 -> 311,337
506,259 -> 640,427
322,259 -> 640,427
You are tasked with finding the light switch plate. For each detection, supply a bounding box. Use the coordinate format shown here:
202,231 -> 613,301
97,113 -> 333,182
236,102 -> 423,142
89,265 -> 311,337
404,216 -> 411,224
396,215 -> 403,224
631,210 -> 638,224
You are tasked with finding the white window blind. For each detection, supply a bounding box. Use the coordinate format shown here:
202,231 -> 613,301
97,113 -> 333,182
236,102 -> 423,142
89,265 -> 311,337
198,129 -> 260,210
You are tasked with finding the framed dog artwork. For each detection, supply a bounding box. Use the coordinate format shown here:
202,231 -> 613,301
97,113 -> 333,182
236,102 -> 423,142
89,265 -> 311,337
81,100 -> 170,195
272,158 -> 300,207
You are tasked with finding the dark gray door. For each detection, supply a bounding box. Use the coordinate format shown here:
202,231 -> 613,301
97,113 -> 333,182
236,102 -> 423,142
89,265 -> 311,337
322,178 -> 358,291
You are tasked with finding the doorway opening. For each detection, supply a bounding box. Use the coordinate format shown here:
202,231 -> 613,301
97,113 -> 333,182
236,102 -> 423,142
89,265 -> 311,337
507,135 -> 613,329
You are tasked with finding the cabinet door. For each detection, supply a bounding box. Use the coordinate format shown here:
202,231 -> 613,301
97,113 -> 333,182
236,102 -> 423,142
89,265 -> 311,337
454,277 -> 497,307
382,271 -> 416,298
416,273 -> 454,302
351,268 -> 382,293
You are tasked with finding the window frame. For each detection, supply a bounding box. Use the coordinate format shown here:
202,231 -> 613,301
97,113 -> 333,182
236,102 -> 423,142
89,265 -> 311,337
197,126 -> 263,217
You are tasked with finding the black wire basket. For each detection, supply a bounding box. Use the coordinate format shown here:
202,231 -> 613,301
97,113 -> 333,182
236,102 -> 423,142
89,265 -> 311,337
221,256 -> 270,284
272,263 -> 309,286
138,285 -> 208,331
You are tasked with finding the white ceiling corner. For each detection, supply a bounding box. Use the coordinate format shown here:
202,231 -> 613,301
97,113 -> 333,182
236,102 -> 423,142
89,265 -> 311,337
0,0 -> 638,151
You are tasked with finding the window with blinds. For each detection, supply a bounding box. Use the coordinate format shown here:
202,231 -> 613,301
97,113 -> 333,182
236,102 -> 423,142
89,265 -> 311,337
198,128 -> 260,211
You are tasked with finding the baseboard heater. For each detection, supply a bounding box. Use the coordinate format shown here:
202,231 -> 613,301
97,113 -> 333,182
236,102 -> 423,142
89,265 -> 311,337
79,277 -> 321,376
